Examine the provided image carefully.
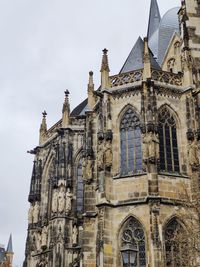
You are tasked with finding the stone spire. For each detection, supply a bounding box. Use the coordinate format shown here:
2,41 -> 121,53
143,37 -> 151,80
101,48 -> 110,90
62,89 -> 70,128
87,71 -> 95,110
147,0 -> 161,40
5,234 -> 14,267
39,111 -> 47,145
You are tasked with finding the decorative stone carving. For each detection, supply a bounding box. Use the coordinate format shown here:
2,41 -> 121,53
41,226 -> 48,248
36,232 -> 41,252
188,140 -> 200,168
97,141 -> 104,171
33,202 -> 40,224
52,189 -> 58,213
105,140 -> 112,168
28,204 -> 34,224
72,225 -> 78,246
84,157 -> 93,183
58,186 -> 65,213
66,188 -> 73,215
142,132 -> 159,164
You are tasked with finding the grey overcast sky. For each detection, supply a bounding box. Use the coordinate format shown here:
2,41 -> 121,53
0,0 -> 180,266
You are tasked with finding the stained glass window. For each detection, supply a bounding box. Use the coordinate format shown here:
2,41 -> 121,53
120,108 -> 142,175
121,217 -> 146,267
76,158 -> 84,214
158,107 -> 179,173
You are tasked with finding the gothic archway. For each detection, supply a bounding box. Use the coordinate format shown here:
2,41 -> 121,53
120,217 -> 146,267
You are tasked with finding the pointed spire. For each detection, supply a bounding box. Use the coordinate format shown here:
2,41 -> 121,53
87,71 -> 95,110
101,49 -> 110,90
143,37 -> 151,80
39,111 -> 47,145
62,90 -> 70,128
6,234 -> 13,253
147,0 -> 161,40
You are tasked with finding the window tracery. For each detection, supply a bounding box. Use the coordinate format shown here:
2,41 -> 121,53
174,42 -> 180,55
120,108 -> 142,175
164,218 -> 186,267
158,107 -> 179,173
167,58 -> 176,73
121,217 -> 146,267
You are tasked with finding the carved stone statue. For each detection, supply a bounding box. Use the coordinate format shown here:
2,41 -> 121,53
105,140 -> 112,168
28,204 -> 34,224
52,189 -> 58,213
188,140 -> 200,167
143,133 -> 159,162
72,225 -> 78,245
149,132 -> 159,159
36,232 -> 41,251
85,157 -> 93,182
58,186 -> 65,213
66,188 -> 73,215
97,141 -> 104,171
41,226 -> 48,248
33,202 -> 40,224
82,158 -> 86,180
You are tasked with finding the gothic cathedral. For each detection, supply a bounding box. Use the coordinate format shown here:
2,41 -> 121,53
24,0 -> 200,266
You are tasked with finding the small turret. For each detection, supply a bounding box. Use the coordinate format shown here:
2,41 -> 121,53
39,111 -> 47,145
143,37 -> 151,80
62,90 -> 70,128
100,48 -> 110,90
5,234 -> 13,267
87,71 -> 95,110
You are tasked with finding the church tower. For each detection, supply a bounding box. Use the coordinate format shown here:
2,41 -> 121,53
24,1 -> 200,266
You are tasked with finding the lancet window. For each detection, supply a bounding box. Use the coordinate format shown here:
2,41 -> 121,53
120,217 -> 146,267
76,158 -> 84,214
164,218 -> 186,267
120,108 -> 142,175
158,107 -> 179,173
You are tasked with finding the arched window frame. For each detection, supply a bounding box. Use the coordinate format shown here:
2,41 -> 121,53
119,106 -> 143,176
164,217 -> 187,267
157,105 -> 180,174
167,58 -> 176,73
174,41 -> 180,56
119,216 -> 147,267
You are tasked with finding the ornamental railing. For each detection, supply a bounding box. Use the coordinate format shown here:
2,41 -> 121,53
151,70 -> 182,86
108,69 -> 183,88
109,69 -> 143,87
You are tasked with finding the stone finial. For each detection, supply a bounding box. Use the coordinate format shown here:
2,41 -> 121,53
143,37 -> 151,80
87,71 -> 95,110
62,90 -> 70,128
101,49 -> 110,89
39,111 -> 47,145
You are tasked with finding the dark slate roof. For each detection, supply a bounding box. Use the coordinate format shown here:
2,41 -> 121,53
71,98 -> 88,116
147,0 -> 161,40
120,37 -> 161,74
157,7 -> 180,65
6,235 -> 13,254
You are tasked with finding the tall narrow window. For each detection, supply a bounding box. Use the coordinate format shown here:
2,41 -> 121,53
76,158 -> 84,214
165,218 -> 187,267
158,107 -> 179,173
120,108 -> 142,175
121,217 -> 146,267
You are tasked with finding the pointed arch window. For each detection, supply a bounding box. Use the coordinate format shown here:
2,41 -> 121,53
121,217 -> 146,267
158,107 -> 179,173
120,108 -> 142,175
164,218 -> 187,267
76,158 -> 84,214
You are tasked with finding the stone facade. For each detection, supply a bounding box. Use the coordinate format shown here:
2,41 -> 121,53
24,1 -> 200,266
